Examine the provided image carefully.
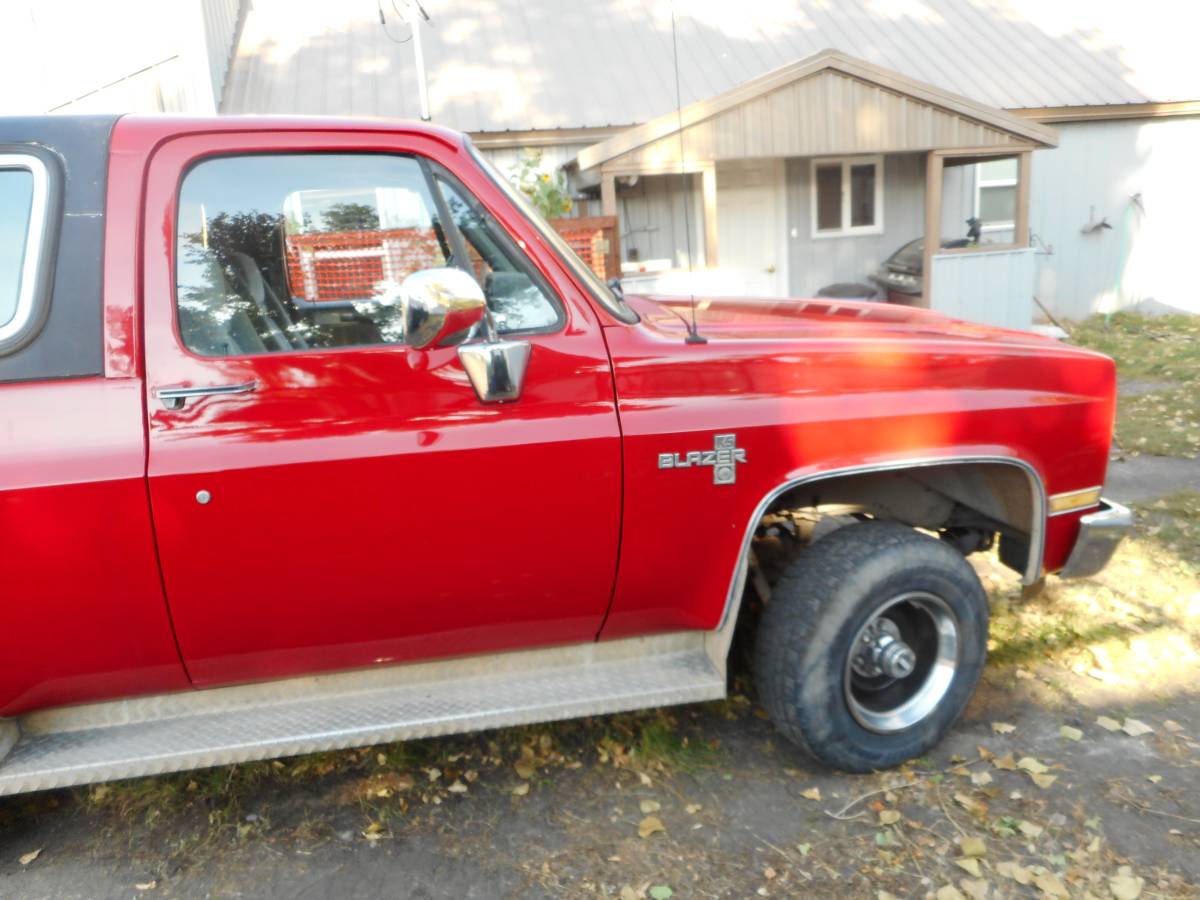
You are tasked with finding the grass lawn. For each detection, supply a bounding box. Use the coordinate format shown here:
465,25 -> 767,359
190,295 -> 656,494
1070,313 -> 1200,458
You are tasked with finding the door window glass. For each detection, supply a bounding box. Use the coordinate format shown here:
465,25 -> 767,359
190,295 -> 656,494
176,154 -> 455,357
432,167 -> 561,333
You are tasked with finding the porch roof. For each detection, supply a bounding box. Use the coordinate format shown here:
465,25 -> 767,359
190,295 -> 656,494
576,50 -> 1058,174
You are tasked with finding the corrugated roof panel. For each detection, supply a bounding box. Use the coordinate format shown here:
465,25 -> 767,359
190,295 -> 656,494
221,0 -> 1199,131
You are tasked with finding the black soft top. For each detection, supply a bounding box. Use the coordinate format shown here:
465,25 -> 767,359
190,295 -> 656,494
0,115 -> 118,383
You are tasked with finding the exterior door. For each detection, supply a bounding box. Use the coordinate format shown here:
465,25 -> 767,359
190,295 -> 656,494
716,160 -> 786,297
141,130 -> 622,686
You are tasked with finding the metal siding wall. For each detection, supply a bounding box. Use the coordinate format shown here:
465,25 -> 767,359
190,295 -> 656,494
785,153 -> 973,295
930,248 -> 1035,329
1030,117 -> 1200,318
614,72 -> 1023,170
202,0 -> 242,104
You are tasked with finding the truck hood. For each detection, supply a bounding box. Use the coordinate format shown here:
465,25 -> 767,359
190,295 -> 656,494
624,294 -> 1060,349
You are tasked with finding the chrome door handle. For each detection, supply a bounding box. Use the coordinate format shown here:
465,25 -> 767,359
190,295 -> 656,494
158,381 -> 257,410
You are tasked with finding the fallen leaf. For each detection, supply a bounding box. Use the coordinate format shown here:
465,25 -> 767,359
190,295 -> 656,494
991,722 -> 1016,734
135,881 -> 157,891
879,809 -> 901,825
971,770 -> 994,786
936,885 -> 965,900
514,746 -> 537,779
992,753 -> 1017,771
510,782 -> 530,796
1122,719 -> 1154,737
619,887 -> 642,900
362,822 -> 386,842
1096,716 -> 1121,732
685,803 -> 702,814
877,893 -> 899,900
1109,872 -> 1143,900
799,787 -> 821,801
1034,872 -> 1069,897
1018,820 -> 1044,838
638,815 -> 665,838
1016,757 -> 1048,775
1029,773 -> 1058,789
996,860 -> 1033,885
1163,720 -> 1183,733
955,858 -> 982,877
954,792 -> 987,815
1060,726 -> 1083,742
424,767 -> 441,782
764,866 -> 777,880
959,878 -> 989,900
637,772 -> 652,786
446,780 -> 468,794
648,886 -> 674,900
959,836 -> 987,857
18,849 -> 41,866
640,799 -> 661,814
796,843 -> 812,857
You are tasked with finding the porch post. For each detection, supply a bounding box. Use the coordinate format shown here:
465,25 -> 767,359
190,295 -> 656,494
1014,150 -> 1032,247
600,172 -> 617,217
702,164 -> 718,267
922,151 -> 944,308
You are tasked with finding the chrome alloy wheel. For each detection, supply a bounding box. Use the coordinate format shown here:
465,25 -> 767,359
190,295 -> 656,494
843,592 -> 959,734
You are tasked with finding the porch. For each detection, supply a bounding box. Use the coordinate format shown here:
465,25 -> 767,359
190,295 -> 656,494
574,51 -> 1057,331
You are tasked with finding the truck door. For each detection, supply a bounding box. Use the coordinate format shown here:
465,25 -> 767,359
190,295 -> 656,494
141,130 -> 622,686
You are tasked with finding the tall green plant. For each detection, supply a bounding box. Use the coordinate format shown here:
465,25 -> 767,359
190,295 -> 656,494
512,149 -> 572,220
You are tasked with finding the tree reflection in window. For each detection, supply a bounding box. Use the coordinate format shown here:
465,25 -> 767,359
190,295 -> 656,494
174,153 -> 561,359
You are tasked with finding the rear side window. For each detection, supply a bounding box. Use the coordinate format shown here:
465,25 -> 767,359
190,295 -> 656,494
0,154 -> 51,355
175,153 -> 561,358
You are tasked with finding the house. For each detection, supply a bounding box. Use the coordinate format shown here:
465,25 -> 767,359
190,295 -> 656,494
3,0 -> 1197,324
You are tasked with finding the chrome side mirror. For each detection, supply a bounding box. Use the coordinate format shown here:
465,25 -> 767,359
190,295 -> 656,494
402,267 -> 487,350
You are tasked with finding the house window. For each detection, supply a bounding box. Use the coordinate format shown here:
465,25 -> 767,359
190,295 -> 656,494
974,157 -> 1018,234
811,156 -> 883,237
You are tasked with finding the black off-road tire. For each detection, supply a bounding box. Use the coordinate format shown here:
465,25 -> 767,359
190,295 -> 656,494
755,521 -> 989,772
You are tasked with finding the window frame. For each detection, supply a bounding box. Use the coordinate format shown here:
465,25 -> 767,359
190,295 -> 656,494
171,150 -> 566,360
0,150 -> 58,356
810,155 -> 884,239
426,158 -> 565,337
973,158 -> 1018,234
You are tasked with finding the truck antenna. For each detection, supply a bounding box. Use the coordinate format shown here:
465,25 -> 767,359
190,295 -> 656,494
380,0 -> 433,121
670,2 -> 706,344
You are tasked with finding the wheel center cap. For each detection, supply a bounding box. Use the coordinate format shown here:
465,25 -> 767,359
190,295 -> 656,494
852,618 -> 917,680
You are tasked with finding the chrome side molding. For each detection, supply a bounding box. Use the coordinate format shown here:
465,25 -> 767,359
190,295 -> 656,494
158,381 -> 258,410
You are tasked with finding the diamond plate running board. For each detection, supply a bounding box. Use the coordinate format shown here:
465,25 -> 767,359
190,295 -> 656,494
0,633 -> 725,796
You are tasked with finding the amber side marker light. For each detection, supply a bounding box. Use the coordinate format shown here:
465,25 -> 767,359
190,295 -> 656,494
1048,486 -> 1104,516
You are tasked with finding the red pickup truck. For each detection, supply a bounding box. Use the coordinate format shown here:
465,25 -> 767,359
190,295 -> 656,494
0,115 -> 1128,793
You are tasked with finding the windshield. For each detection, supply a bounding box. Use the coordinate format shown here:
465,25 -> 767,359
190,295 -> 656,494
466,141 -> 638,324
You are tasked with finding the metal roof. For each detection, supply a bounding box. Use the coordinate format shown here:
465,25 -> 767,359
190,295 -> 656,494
221,0 -> 1199,133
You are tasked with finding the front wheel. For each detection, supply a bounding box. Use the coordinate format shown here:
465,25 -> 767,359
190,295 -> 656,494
755,521 -> 989,772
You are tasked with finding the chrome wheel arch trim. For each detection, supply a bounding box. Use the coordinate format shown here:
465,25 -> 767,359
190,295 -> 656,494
704,454 -> 1046,668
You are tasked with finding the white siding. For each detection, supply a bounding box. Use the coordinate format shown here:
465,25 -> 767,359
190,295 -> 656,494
1029,117 -> 1200,319
616,174 -> 706,269
201,0 -> 243,105
785,153 -> 973,295
0,0 -> 240,114
930,248 -> 1036,330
